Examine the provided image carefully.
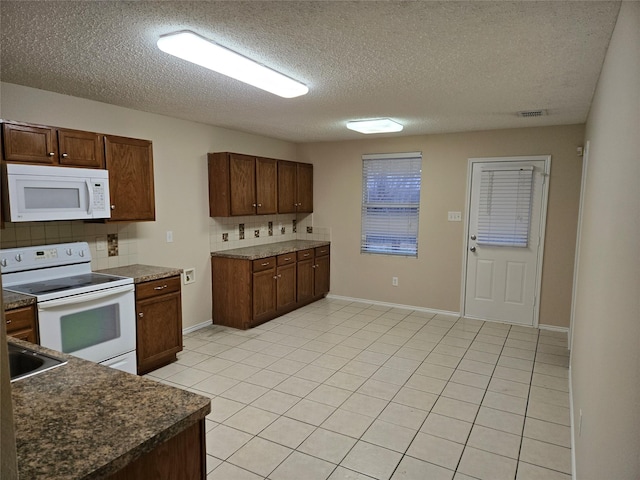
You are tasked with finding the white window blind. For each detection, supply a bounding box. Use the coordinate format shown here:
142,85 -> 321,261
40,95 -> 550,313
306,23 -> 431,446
477,166 -> 534,247
361,152 -> 422,256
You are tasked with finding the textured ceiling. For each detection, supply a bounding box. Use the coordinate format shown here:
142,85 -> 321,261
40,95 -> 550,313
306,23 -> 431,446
0,1 -> 621,143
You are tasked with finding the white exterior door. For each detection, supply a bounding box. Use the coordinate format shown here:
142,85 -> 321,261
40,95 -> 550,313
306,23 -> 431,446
463,156 -> 550,326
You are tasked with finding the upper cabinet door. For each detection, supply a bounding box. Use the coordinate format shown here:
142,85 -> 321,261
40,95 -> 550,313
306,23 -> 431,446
296,163 -> 313,213
2,122 -> 57,164
229,153 -> 257,216
104,135 -> 155,222
256,157 -> 277,215
57,129 -> 104,168
277,160 -> 297,214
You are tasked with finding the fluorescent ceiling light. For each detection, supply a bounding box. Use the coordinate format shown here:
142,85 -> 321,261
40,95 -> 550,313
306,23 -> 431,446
346,118 -> 404,134
157,30 -> 308,98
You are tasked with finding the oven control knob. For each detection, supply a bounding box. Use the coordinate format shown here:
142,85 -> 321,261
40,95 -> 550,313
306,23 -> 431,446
66,249 -> 73,256
1,258 -> 7,267
79,250 -> 85,257
15,254 -> 22,262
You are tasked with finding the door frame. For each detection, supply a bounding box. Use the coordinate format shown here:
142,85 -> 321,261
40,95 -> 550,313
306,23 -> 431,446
460,155 -> 552,327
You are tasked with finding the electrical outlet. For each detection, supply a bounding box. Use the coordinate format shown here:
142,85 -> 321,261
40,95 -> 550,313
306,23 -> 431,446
183,268 -> 195,285
447,211 -> 462,222
392,277 -> 399,287
96,236 -> 107,251
166,230 -> 174,243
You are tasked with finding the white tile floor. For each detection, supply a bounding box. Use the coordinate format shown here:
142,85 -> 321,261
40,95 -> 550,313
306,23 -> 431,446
146,298 -> 572,480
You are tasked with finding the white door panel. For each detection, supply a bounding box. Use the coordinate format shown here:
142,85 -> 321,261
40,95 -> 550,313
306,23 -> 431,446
464,157 -> 549,326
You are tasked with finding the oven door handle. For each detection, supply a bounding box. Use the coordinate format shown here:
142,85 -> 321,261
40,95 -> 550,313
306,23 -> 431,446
37,284 -> 134,310
86,179 -> 94,216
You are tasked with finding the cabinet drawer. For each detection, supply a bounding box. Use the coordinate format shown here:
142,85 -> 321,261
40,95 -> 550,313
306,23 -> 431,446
277,253 -> 296,266
253,257 -> 276,272
5,305 -> 35,333
136,276 -> 181,300
297,249 -> 314,261
315,245 -> 330,257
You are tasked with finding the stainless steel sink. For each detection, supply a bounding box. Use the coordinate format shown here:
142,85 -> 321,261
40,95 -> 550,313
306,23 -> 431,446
8,342 -> 67,382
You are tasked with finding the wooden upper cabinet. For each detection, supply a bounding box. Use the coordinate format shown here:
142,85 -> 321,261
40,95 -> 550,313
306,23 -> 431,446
57,129 -> 104,168
104,135 -> 155,222
208,152 -> 277,217
296,162 -> 313,213
277,160 -> 313,214
255,157 -> 277,215
229,153 -> 257,216
1,121 -> 104,168
2,122 -> 57,164
277,160 -> 297,214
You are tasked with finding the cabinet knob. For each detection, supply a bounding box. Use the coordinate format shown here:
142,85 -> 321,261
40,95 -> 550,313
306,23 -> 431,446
111,205 -> 116,210
312,265 -> 316,269
252,203 -> 257,207
138,312 -> 144,317
48,152 -> 55,157
273,275 -> 278,280
278,274 -> 282,278
61,153 -> 69,158
257,203 -> 262,207
6,320 -> 11,325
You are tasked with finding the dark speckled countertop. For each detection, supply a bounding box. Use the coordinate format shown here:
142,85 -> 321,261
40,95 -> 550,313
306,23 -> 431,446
3,290 -> 37,310
211,239 -> 330,260
9,338 -> 210,480
95,264 -> 182,283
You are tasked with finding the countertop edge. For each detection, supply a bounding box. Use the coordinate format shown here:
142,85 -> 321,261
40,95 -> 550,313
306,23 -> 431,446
211,240 -> 330,260
95,264 -> 183,284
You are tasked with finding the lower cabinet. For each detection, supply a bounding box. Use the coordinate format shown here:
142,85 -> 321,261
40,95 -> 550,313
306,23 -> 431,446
5,304 -> 38,344
135,276 -> 183,375
212,246 -> 329,329
108,420 -> 206,480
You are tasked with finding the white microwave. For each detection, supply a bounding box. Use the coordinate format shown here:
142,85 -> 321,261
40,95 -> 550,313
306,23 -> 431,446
4,163 -> 111,222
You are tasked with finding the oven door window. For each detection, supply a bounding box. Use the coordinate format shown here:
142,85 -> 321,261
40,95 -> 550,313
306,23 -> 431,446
60,304 -> 121,353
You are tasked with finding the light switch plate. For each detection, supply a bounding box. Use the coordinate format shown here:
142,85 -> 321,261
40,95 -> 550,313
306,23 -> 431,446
96,236 -> 107,251
448,211 -> 462,222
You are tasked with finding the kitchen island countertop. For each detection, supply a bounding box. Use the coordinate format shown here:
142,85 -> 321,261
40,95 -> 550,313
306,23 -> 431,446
10,337 -> 210,479
211,239 -> 330,260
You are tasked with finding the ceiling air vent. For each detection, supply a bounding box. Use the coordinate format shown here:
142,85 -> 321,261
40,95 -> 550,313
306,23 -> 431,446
517,109 -> 547,118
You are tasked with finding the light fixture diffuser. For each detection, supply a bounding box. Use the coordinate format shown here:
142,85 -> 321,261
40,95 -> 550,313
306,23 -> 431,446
157,30 -> 308,98
346,118 -> 404,134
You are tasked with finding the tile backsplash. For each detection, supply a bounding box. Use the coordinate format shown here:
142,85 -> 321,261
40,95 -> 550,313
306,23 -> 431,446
0,221 -> 139,270
209,213 -> 331,251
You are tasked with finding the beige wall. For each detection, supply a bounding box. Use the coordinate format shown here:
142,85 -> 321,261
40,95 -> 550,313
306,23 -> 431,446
572,2 -> 640,479
0,82 -> 298,329
299,124 -> 584,328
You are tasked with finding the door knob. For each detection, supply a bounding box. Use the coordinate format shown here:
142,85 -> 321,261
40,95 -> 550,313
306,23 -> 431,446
470,246 -> 476,252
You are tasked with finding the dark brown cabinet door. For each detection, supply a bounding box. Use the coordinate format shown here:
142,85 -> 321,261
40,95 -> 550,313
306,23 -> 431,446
5,305 -> 38,344
253,268 -> 277,322
135,277 -> 183,375
57,129 -> 104,168
230,153 -> 257,215
296,162 -> 314,213
314,254 -> 330,296
2,122 -> 57,164
256,157 -> 278,215
297,257 -> 314,303
277,160 -> 297,213
104,135 -> 155,221
277,263 -> 297,310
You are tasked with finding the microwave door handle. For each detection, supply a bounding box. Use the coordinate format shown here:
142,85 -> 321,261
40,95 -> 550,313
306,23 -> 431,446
86,179 -> 93,216
37,284 -> 134,310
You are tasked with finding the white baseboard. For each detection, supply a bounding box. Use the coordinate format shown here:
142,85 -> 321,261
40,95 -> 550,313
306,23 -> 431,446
539,324 -> 570,333
183,319 -> 212,335
569,365 -> 577,479
325,294 -> 460,318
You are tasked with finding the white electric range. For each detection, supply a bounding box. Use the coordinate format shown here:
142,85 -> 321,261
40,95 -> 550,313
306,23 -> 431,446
1,242 -> 137,374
